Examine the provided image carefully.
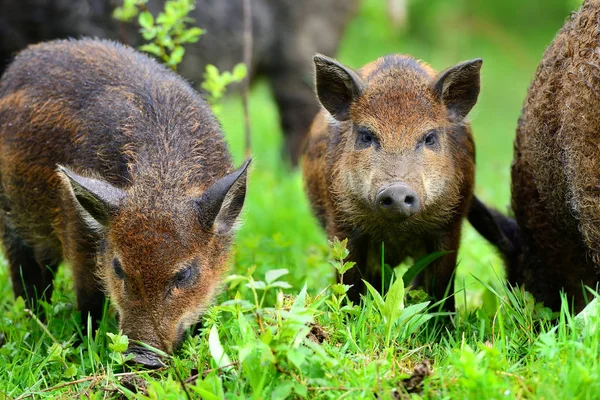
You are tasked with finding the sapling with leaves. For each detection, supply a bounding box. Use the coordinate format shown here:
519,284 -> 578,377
113,0 -> 247,111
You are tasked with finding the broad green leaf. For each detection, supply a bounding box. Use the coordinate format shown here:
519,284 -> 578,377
271,380 -> 294,399
209,325 -> 234,373
269,281 -> 293,289
286,348 -> 306,370
140,43 -> 163,57
292,381 -> 308,397
232,63 -> 248,80
190,386 -> 220,400
178,27 -> 205,43
382,275 -> 405,324
167,45 -> 185,66
141,28 -> 157,41
47,343 -> 63,361
338,260 -> 356,275
265,268 -> 289,284
363,280 -> 385,312
237,342 -> 256,364
246,280 -> 266,290
138,11 -> 154,29
291,284 -> 308,312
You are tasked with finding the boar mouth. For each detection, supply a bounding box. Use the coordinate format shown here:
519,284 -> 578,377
125,344 -> 166,369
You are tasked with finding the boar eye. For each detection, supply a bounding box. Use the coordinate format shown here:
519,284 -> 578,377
423,130 -> 439,148
113,259 -> 125,280
174,265 -> 194,288
355,127 -> 377,150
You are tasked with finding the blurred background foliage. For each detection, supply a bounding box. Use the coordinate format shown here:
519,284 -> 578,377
217,0 -> 585,310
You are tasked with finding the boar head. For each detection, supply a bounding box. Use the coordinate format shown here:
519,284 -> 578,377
314,54 -> 481,233
58,159 -> 250,367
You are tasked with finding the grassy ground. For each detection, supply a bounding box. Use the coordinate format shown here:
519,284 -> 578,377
2,0 -> 600,398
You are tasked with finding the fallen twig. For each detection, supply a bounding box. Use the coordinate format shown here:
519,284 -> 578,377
15,368 -> 167,400
184,361 -> 240,383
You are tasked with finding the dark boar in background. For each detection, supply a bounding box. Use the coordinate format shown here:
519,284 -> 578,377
303,54 -> 482,308
469,0 -> 600,312
0,0 -> 359,166
0,39 -> 250,367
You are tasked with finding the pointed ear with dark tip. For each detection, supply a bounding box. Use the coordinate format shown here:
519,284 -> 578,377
313,54 -> 364,121
432,58 -> 482,120
468,195 -> 518,257
196,159 -> 251,235
57,165 -> 127,227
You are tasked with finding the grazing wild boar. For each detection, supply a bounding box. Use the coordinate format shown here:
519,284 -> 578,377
0,39 -> 250,367
468,0 -> 600,312
0,0 -> 359,166
303,54 -> 482,307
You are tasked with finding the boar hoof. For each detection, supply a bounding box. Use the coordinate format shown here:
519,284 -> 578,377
376,184 -> 420,218
125,345 -> 165,369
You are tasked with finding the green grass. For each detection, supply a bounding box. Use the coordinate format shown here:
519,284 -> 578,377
2,0 -> 600,398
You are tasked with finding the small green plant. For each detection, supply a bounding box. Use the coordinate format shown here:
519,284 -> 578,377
113,0 -> 247,112
364,271 -> 435,347
202,64 -> 248,113
114,0 -> 204,70
106,331 -> 133,366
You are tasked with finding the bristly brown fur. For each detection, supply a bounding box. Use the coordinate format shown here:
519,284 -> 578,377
0,39 -> 247,355
303,54 -> 479,307
509,0 -> 600,311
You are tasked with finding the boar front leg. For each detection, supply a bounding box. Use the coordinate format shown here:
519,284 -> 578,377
64,234 -> 106,329
2,222 -> 59,314
341,234 -> 380,304
423,230 -> 461,311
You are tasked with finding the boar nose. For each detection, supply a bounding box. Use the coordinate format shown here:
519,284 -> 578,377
376,184 -> 420,217
125,344 -> 165,369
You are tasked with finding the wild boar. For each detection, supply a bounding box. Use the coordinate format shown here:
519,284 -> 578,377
468,0 -> 600,312
0,0 -> 360,166
303,54 -> 482,308
0,38 -> 250,367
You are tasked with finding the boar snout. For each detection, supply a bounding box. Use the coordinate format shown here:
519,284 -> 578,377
376,184 -> 420,218
125,344 -> 165,369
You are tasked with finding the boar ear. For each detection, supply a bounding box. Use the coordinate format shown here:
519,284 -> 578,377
197,159 -> 251,235
468,195 -> 518,258
432,58 -> 482,120
313,54 -> 363,121
57,165 -> 126,227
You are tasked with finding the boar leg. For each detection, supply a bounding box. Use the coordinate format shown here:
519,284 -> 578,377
67,238 -> 106,329
342,234 -> 373,303
3,224 -> 58,312
268,67 -> 320,167
423,233 -> 460,311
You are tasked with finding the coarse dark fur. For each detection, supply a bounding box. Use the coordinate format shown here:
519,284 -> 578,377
0,0 -> 359,166
469,0 -> 600,312
0,39 -> 249,364
303,54 -> 482,308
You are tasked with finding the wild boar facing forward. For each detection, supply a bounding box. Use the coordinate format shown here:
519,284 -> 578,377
0,39 -> 250,367
303,54 -> 482,308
